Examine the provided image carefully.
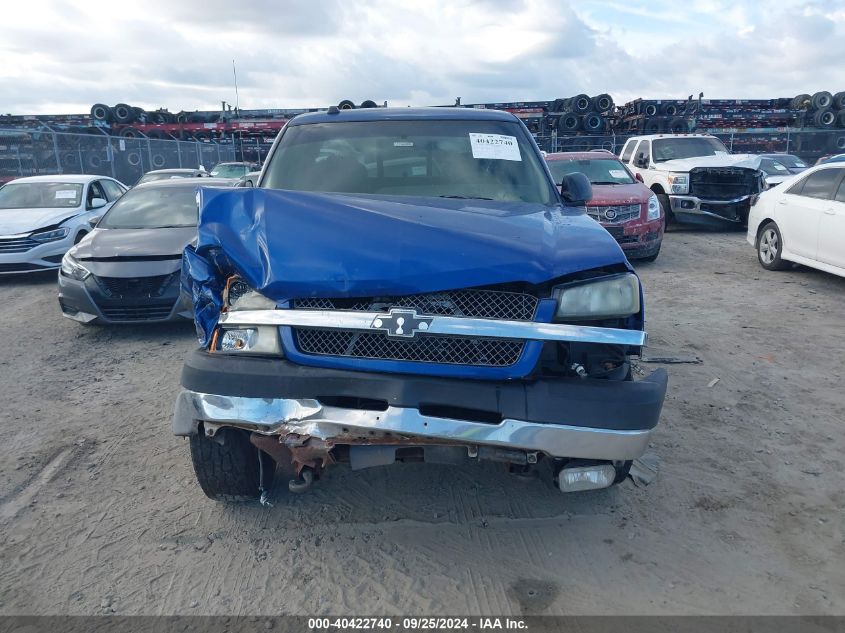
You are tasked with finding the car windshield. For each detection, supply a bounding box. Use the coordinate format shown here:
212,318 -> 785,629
263,120 -> 555,204
0,182 -> 83,209
137,172 -> 196,185
210,164 -> 250,178
652,137 -> 729,162
759,158 -> 791,176
546,158 -> 634,185
98,185 -> 199,229
768,154 -> 806,169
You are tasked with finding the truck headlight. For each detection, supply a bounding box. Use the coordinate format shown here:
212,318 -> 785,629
60,252 -> 90,281
553,273 -> 641,320
31,228 -> 71,242
224,277 -> 276,310
646,193 -> 661,220
667,173 -> 689,194
215,326 -> 281,355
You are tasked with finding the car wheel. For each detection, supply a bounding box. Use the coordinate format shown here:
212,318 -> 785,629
74,231 -> 87,244
189,428 -> 275,502
757,222 -> 789,271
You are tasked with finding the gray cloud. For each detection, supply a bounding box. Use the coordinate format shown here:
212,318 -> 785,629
0,0 -> 843,115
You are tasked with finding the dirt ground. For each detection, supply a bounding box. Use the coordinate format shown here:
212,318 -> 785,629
0,230 -> 843,616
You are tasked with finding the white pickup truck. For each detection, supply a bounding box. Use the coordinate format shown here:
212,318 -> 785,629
618,134 -> 764,227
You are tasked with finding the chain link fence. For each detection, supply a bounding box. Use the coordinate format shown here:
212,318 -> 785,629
536,128 -> 845,161
0,129 -> 238,185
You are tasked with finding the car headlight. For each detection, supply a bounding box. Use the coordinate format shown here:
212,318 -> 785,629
60,252 -> 90,281
667,173 -> 689,194
224,277 -> 277,311
214,326 -> 281,354
646,193 -> 661,220
553,273 -> 641,320
31,228 -> 70,242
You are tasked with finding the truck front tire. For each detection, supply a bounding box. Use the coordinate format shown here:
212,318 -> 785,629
189,428 -> 275,501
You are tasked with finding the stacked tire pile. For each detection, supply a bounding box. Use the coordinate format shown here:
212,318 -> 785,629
789,91 -> 845,154
90,102 -> 222,141
336,99 -> 380,110
623,100 -> 691,134
547,94 -> 614,134
790,91 -> 845,129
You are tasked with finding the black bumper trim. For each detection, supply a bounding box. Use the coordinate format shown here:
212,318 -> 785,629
180,350 -> 667,432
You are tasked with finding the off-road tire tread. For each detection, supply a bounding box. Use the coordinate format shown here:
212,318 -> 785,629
189,429 -> 268,502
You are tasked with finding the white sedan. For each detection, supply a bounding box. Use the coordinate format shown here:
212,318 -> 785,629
747,163 -> 845,277
0,175 -> 127,275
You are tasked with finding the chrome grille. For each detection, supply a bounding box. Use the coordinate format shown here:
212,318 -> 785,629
0,236 -> 39,253
295,329 -> 523,366
294,288 -> 538,321
586,203 -> 641,224
292,288 -> 537,367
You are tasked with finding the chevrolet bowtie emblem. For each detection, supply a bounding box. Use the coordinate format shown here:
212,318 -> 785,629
370,308 -> 434,338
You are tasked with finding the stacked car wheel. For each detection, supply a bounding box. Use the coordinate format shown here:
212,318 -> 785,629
789,90 -> 845,151
548,93 -> 615,134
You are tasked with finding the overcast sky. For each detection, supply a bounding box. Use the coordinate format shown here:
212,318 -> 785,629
2,0 -> 844,115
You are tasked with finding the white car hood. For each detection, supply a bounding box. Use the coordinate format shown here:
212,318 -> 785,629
657,154 -> 761,171
0,207 -> 82,235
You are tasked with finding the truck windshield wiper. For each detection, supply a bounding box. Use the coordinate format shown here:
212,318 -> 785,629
439,195 -> 494,200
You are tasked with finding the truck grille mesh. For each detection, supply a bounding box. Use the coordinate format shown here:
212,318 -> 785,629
295,329 -> 524,366
292,289 -> 537,366
294,288 -> 538,321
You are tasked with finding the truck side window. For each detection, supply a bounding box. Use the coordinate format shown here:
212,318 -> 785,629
634,141 -> 650,167
620,142 -> 635,163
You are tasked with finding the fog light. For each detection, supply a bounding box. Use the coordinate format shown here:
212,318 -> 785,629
220,328 -> 257,351
557,464 -> 616,492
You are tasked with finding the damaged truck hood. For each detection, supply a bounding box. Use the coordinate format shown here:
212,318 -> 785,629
184,188 -> 629,344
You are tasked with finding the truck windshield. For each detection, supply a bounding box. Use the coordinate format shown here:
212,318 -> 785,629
546,158 -> 634,185
652,137 -> 729,162
263,120 -> 555,204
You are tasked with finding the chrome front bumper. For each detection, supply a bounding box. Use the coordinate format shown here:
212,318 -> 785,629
220,308 -> 647,347
173,390 -> 654,461
669,194 -> 755,225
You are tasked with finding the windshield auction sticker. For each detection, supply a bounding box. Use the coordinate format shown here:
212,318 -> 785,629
469,133 -> 522,161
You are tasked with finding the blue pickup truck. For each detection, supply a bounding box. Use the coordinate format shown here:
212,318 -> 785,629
174,107 -> 667,501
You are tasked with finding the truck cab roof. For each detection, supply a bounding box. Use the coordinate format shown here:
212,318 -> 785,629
288,107 -> 520,126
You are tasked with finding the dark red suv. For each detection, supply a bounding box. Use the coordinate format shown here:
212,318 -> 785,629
546,151 -> 664,261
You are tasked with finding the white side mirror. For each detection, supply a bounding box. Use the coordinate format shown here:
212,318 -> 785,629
90,197 -> 107,210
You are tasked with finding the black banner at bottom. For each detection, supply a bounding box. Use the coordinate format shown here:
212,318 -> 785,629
0,616 -> 843,633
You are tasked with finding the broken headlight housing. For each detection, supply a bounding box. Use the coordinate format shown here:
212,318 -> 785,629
224,277 -> 277,311
60,252 -> 90,281
553,273 -> 641,320
216,277 -> 281,354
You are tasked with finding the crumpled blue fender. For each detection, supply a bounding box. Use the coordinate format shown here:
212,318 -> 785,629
183,186 -> 631,346
181,245 -> 226,346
